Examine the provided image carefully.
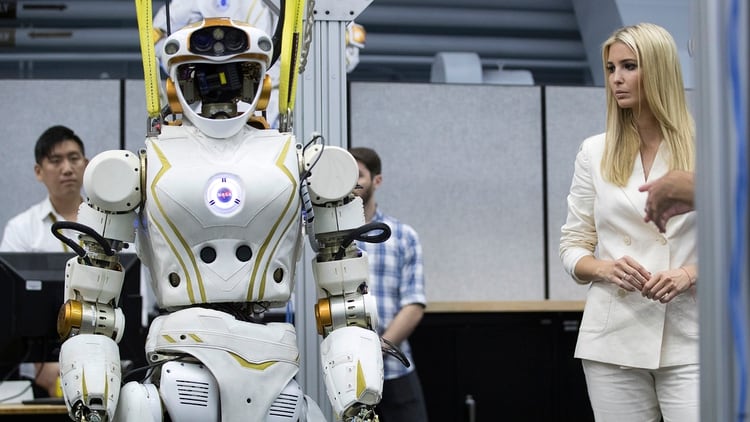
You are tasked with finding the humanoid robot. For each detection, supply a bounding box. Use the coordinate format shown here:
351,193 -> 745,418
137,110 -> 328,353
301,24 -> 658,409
53,17 -> 389,422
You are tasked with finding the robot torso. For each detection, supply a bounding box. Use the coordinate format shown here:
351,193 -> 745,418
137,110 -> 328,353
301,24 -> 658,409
138,123 -> 303,310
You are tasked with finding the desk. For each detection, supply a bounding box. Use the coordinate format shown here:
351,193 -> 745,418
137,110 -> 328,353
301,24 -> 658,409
0,404 -> 68,420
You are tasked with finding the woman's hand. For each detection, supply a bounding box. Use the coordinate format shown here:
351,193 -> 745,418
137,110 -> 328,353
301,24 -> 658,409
642,266 -> 695,303
600,256 -> 651,291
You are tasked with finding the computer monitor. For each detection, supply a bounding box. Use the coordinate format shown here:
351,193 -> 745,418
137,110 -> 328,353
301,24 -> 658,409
0,252 -> 146,378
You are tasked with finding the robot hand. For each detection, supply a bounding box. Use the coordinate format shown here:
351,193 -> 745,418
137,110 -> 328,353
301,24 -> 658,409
58,335 -> 122,422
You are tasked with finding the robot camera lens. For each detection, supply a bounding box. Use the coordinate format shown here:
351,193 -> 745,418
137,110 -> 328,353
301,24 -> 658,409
212,27 -> 225,41
164,40 -> 180,55
224,28 -> 248,52
257,37 -> 272,52
190,29 -> 214,53
213,41 -> 226,55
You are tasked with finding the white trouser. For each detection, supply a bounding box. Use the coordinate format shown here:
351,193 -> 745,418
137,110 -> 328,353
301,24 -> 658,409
581,359 -> 699,422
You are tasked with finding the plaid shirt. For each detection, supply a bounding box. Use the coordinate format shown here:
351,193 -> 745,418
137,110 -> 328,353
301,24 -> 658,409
358,208 -> 426,380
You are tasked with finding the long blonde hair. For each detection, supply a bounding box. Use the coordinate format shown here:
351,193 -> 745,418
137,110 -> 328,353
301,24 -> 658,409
600,23 -> 695,186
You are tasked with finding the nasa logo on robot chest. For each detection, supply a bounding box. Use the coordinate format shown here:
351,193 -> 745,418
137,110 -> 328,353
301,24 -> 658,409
205,174 -> 244,216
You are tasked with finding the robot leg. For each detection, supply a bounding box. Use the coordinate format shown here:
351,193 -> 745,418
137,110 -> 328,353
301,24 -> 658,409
116,382 -> 162,422
303,395 -> 327,422
158,360 -> 327,422
124,359 -> 326,422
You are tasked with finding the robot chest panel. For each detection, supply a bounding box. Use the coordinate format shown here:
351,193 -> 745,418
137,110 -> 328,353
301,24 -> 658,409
146,135 -> 300,230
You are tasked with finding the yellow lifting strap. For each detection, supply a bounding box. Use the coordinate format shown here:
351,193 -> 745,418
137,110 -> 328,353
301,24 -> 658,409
278,0 -> 307,124
134,0 -> 162,119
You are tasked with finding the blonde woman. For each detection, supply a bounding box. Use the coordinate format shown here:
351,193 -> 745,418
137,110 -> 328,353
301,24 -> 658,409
560,23 -> 698,422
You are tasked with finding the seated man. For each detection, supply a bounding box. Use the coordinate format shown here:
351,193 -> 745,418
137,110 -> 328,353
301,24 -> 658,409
1,125 -> 88,397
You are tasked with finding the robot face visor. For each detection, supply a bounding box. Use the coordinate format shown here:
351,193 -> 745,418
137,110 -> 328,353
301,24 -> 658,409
176,61 -> 264,119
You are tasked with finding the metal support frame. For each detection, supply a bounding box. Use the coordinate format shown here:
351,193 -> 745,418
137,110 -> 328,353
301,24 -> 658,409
694,0 -> 749,421
292,0 -> 372,419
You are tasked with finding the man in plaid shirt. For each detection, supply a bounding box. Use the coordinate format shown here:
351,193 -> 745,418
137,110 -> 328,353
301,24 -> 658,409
350,147 -> 428,421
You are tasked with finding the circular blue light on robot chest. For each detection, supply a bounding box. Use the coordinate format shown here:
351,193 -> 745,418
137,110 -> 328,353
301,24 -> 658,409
216,187 -> 233,203
206,174 -> 244,215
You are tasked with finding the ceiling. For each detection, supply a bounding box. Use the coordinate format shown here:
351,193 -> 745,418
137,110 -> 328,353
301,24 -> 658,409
0,0 -> 593,85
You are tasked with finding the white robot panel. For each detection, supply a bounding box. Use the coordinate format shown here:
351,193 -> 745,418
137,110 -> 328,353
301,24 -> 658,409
138,125 -> 302,309
59,334 -> 122,422
144,308 -> 302,421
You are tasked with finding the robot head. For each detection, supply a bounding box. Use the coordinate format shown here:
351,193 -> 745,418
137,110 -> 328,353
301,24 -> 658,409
161,18 -> 273,138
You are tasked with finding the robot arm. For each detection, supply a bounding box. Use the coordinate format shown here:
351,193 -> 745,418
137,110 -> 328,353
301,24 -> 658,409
55,149 -> 143,422
299,141 -> 388,421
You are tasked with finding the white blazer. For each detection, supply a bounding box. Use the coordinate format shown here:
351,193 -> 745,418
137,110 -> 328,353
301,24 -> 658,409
560,133 -> 698,369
